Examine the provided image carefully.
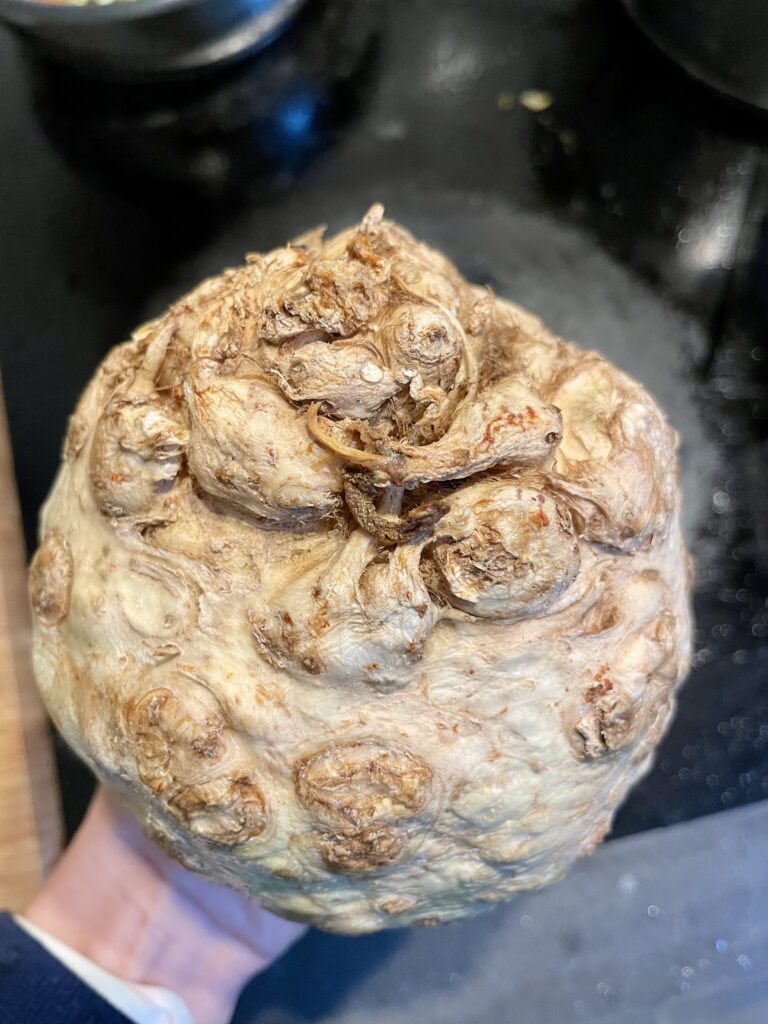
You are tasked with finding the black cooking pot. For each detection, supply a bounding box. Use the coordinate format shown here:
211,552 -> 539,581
622,0 -> 768,110
0,0 -> 309,81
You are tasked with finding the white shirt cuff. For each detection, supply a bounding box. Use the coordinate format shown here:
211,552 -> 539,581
14,915 -> 197,1024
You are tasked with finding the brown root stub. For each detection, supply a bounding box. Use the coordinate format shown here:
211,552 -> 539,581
343,472 -> 448,544
29,205 -> 692,934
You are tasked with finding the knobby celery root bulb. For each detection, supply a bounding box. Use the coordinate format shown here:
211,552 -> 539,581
29,206 -> 692,934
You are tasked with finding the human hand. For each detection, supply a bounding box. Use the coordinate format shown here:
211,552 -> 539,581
24,787 -> 307,1024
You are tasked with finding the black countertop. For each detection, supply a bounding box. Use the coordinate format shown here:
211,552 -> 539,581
1,0 -> 767,883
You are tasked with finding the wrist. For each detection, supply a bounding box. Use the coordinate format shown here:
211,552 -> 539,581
25,790 -> 263,1024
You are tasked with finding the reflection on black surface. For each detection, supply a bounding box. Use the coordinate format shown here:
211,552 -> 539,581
523,2 -> 768,838
26,0 -> 381,203
531,0 -> 765,321
623,0 -> 768,110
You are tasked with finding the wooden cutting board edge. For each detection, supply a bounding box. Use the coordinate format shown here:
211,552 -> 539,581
0,373 -> 63,911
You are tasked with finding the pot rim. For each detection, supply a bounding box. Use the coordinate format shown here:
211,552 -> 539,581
0,0 -> 261,26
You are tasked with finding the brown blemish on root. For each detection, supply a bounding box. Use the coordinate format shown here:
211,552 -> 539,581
127,687 -> 224,789
126,687 -> 266,845
585,664 -> 614,703
168,772 -> 267,845
29,533 -> 74,626
296,739 -> 432,873
572,687 -> 637,759
295,739 -> 432,830
379,896 -> 417,915
63,414 -> 90,460
317,826 -> 404,874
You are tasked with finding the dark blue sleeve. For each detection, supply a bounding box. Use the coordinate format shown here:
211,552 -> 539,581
0,911 -> 133,1024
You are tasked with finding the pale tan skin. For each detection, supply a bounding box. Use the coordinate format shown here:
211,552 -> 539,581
29,206 -> 692,935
